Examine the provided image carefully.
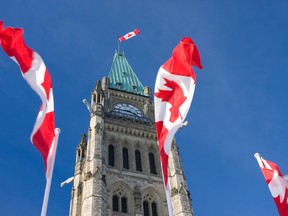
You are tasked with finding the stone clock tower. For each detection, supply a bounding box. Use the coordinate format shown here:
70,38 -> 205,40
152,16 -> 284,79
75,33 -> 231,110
69,51 -> 194,216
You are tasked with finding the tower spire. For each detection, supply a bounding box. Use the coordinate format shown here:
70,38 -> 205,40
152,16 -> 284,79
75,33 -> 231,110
108,51 -> 145,95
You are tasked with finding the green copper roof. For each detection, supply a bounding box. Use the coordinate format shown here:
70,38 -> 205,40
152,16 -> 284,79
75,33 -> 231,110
108,51 -> 145,95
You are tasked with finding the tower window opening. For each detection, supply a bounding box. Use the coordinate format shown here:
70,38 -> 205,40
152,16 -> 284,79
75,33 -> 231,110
149,152 -> 157,175
96,93 -> 100,104
143,200 -> 149,216
123,147 -> 129,169
108,145 -> 115,167
143,200 -> 158,216
121,196 -> 128,213
112,189 -> 129,214
112,195 -> 119,212
77,148 -> 86,162
151,202 -> 158,216
77,149 -> 82,161
135,150 -> 142,172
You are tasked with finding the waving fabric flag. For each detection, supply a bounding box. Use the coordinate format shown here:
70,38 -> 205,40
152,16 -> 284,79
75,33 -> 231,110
154,37 -> 203,215
119,29 -> 140,42
254,153 -> 288,216
0,21 -> 60,216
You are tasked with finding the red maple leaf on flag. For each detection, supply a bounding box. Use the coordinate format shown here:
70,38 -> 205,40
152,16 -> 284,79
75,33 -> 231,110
155,77 -> 187,123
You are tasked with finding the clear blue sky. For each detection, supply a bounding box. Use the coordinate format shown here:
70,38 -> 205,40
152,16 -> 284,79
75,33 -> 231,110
1,1 -> 288,215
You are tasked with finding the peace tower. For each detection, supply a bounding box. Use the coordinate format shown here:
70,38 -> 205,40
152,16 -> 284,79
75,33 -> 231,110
69,51 -> 194,216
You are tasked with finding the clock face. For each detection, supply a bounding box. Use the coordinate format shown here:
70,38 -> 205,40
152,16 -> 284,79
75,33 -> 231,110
113,103 -> 143,117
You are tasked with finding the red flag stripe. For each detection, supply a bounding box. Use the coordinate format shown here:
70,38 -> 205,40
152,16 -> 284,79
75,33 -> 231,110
0,21 -> 3,38
156,121 -> 169,186
0,27 -> 34,73
0,21 -> 3,29
0,22 -> 56,177
32,111 -> 55,169
162,37 -> 202,80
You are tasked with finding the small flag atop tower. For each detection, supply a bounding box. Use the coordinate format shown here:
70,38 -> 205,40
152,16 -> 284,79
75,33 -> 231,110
119,29 -> 140,42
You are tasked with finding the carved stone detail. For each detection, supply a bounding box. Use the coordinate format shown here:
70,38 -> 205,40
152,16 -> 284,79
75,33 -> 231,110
171,187 -> 179,197
95,122 -> 102,134
94,154 -> 101,159
133,185 -> 142,213
84,171 -> 93,181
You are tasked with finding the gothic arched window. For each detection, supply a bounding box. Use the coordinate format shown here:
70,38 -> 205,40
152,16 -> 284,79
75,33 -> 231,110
142,200 -> 158,216
108,145 -> 115,167
142,194 -> 159,216
135,150 -> 142,172
123,147 -> 129,169
149,152 -> 157,175
112,195 -> 119,212
112,188 -> 129,214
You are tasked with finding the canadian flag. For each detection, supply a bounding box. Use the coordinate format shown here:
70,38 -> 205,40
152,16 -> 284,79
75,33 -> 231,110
119,29 -> 140,42
0,21 -> 59,180
154,37 -> 203,215
255,153 -> 288,216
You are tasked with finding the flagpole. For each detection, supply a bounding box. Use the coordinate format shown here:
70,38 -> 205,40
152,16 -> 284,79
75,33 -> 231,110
165,184 -> 174,216
41,128 -> 61,216
117,38 -> 120,53
254,152 -> 264,168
